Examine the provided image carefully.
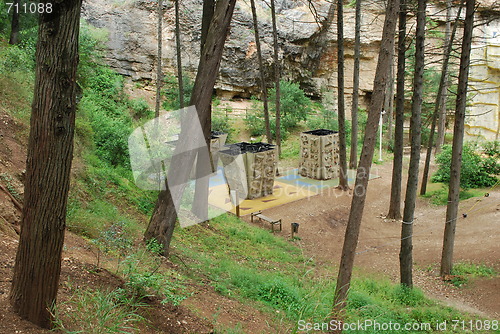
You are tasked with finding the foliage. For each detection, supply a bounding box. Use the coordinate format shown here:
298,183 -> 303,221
449,261 -> 497,287
52,284 -> 145,333
245,81 -> 313,140
0,172 -> 22,202
483,140 -> 500,158
421,183 -> 486,206
120,240 -> 190,305
269,80 -> 312,128
129,98 -> 153,120
162,72 -> 193,110
431,143 -> 499,189
212,105 -> 236,142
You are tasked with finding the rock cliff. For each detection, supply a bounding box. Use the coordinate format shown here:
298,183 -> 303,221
81,0 -> 500,114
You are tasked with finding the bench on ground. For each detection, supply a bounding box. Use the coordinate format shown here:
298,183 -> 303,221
251,210 -> 282,232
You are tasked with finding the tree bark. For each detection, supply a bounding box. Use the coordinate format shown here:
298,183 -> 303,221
333,0 -> 399,320
420,1 -> 463,195
270,0 -> 281,156
155,0 -> 163,118
436,0 -> 453,154
192,0 -> 218,222
175,0 -> 185,109
400,0 -> 426,288
440,0 -> 475,277
250,0 -> 272,143
9,0 -> 20,45
337,0 -> 349,190
145,0 -> 237,255
9,0 -> 82,328
386,0 -> 407,220
384,45 -> 395,146
349,0 -> 362,170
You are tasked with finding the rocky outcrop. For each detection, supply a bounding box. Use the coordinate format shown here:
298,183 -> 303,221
81,0 -> 500,108
81,0 -> 385,99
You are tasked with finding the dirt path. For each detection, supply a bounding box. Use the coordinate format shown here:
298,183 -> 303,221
251,155 -> 500,318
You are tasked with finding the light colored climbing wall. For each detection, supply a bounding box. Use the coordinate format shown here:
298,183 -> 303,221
298,130 -> 340,180
220,143 -> 277,200
467,23 -> 500,141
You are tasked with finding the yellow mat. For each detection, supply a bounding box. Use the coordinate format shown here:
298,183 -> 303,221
208,181 -> 317,216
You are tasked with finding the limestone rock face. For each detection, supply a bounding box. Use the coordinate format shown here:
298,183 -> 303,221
81,0 -> 500,107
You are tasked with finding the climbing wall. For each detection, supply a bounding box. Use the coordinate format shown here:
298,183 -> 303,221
220,142 -> 277,200
298,129 -> 339,180
210,131 -> 228,168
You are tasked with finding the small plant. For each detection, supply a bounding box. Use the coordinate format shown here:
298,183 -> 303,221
483,140 -> 500,157
0,172 -> 22,202
51,284 -> 144,333
120,241 -> 190,305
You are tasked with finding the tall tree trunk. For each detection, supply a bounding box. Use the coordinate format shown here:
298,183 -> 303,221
201,0 -> 215,51
333,0 -> 399,319
337,0 -> 349,190
9,0 -> 20,45
155,0 -> 163,118
9,0 -> 82,328
386,0 -> 407,220
440,0 -> 475,277
384,45 -> 395,146
270,0 -> 281,156
436,0 -> 453,154
400,0 -> 426,288
420,1 -> 463,195
145,0 -> 237,255
175,0 -> 185,109
250,0 -> 272,143
192,0 -> 216,221
349,0 -> 362,169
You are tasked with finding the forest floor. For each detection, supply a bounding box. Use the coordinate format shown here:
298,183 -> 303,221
0,107 -> 498,333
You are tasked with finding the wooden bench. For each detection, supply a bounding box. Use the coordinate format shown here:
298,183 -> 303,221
251,210 -> 282,232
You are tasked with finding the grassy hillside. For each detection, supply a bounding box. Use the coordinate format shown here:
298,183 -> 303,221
0,22 -> 498,334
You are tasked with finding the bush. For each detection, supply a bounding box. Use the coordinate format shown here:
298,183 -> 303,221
245,81 -> 313,140
483,140 -> 500,157
212,106 -> 236,142
162,73 -> 193,110
431,143 -> 499,189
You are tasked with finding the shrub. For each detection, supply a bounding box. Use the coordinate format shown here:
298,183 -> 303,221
431,143 -> 499,189
129,98 -> 153,120
245,81 -> 313,140
483,140 -> 500,158
212,106 -> 236,142
162,73 -> 193,110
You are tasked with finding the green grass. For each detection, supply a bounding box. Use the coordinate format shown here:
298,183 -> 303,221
170,214 -> 493,333
448,261 -> 498,287
421,183 -> 487,206
52,284 -> 145,333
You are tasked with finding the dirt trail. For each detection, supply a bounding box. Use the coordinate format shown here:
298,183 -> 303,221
255,155 -> 499,318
